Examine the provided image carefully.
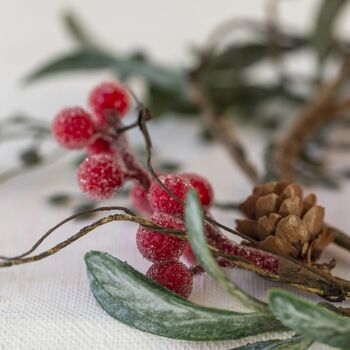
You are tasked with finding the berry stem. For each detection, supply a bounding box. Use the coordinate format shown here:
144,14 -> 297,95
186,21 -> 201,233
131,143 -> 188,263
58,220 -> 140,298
0,209 -> 348,299
114,120 -> 152,190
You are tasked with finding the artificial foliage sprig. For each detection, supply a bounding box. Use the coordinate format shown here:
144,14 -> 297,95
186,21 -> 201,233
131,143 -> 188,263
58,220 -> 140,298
1,1 -> 350,348
0,83 -> 349,350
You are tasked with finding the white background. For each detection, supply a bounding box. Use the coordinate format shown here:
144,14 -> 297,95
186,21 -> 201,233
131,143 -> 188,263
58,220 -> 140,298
0,1 -> 349,349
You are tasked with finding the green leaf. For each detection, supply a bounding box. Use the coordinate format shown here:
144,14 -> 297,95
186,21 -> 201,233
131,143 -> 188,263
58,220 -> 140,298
184,189 -> 267,312
147,82 -> 197,117
73,202 -> 97,220
208,38 -> 307,71
230,334 -> 313,350
209,43 -> 271,70
19,148 -> 42,167
157,160 -> 182,172
85,251 -> 285,340
24,49 -> 118,84
313,0 -> 349,64
268,289 -> 350,349
201,78 -> 305,117
62,11 -> 98,48
47,193 -> 72,206
24,49 -> 188,99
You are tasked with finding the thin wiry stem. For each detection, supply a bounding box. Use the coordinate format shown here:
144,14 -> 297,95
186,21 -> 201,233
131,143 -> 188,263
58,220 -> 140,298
0,206 -> 136,260
0,214 -> 185,268
0,209 -> 347,299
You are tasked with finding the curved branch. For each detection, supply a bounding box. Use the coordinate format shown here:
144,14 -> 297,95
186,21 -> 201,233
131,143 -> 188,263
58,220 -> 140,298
276,57 -> 350,180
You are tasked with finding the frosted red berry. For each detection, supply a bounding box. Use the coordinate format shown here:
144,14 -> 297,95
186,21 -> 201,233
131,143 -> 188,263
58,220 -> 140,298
77,154 -> 125,199
182,173 -> 214,207
204,223 -> 278,273
89,81 -> 130,126
136,212 -> 185,262
182,221 -> 218,265
148,174 -> 192,216
182,243 -> 196,264
147,261 -> 193,298
87,136 -> 115,156
130,182 -> 153,214
52,107 -> 96,149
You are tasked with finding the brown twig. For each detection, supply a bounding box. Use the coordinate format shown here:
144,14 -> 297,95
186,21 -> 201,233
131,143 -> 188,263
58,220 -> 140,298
0,206 -> 136,260
327,226 -> 350,252
0,214 -> 185,268
0,206 -> 348,299
188,81 -> 260,184
276,56 -> 350,180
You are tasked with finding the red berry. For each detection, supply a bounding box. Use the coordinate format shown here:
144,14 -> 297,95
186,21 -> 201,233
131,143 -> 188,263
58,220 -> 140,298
182,221 -> 218,265
147,261 -> 193,298
182,173 -> 214,207
77,154 -> 125,199
136,212 -> 185,262
52,107 -> 96,149
182,243 -> 196,264
87,136 -> 115,156
148,174 -> 192,216
130,182 -> 153,214
204,223 -> 278,273
88,81 -> 130,126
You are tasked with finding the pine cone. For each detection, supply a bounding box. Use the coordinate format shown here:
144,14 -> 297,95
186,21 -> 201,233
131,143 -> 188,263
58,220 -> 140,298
236,181 -> 333,264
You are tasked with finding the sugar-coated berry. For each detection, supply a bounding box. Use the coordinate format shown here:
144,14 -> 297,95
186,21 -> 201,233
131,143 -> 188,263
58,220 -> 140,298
148,174 -> 192,216
136,212 -> 185,262
182,221 -> 218,265
130,182 -> 153,214
88,81 -> 130,126
182,173 -> 214,207
147,261 -> 193,298
52,107 -> 96,149
77,154 -> 125,199
203,220 -> 278,273
182,243 -> 196,264
87,136 -> 115,156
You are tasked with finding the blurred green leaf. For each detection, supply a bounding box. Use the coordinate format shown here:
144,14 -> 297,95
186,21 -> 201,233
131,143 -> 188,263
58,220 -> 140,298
157,160 -> 182,172
208,38 -> 307,71
63,11 -> 98,48
209,43 -> 271,70
148,83 -> 196,117
203,81 -> 305,117
47,193 -> 72,206
73,202 -> 97,220
24,49 -> 117,84
24,48 -> 189,103
19,148 -> 42,167
313,0 -> 349,65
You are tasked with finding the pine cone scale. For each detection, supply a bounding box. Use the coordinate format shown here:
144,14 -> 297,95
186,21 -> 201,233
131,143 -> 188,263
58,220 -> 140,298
236,181 -> 333,264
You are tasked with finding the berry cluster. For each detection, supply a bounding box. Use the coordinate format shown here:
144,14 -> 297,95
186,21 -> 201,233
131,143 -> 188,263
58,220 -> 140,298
52,81 -> 148,200
136,173 -> 214,298
52,81 -> 278,299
